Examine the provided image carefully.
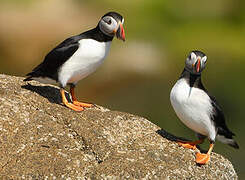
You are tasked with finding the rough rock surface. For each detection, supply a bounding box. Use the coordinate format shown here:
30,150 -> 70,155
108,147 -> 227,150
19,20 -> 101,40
0,74 -> 238,179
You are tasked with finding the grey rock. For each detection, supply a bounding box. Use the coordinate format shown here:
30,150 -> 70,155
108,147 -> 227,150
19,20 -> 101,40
0,74 -> 238,179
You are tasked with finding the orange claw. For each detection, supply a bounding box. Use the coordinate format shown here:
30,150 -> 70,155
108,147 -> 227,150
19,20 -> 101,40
196,152 -> 210,164
60,89 -> 84,111
70,86 -> 93,108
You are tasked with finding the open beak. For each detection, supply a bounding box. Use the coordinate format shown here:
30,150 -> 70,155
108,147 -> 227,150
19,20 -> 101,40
196,58 -> 201,73
115,22 -> 125,41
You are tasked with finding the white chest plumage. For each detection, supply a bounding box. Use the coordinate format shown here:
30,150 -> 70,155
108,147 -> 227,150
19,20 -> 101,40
170,78 -> 216,140
58,39 -> 111,87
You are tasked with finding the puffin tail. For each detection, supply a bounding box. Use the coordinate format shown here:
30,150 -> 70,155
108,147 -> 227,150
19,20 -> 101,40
23,75 -> 33,82
23,71 -> 35,81
216,134 -> 239,149
23,64 -> 44,82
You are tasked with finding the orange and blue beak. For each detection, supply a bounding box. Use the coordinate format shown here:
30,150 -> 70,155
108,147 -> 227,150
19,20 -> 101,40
115,22 -> 125,41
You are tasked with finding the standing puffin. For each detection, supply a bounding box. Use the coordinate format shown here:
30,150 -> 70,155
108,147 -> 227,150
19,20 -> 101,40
24,12 -> 125,111
170,50 -> 239,164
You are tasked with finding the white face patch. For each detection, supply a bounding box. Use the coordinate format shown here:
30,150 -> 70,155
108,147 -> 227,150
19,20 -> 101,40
99,16 -> 118,36
191,52 -> 197,61
202,56 -> 207,63
191,52 -> 197,60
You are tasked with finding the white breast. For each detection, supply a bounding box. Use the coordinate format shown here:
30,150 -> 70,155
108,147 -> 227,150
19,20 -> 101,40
170,78 -> 216,140
58,39 -> 111,87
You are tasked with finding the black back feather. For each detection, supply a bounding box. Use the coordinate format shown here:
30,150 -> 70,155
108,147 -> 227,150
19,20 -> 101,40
24,26 -> 113,83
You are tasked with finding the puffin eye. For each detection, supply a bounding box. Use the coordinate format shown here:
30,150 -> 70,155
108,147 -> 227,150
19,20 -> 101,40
108,19 -> 112,25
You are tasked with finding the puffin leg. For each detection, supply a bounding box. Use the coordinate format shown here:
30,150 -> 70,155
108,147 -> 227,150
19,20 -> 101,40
177,139 -> 204,150
70,85 -> 93,108
60,88 -> 84,111
196,143 -> 214,165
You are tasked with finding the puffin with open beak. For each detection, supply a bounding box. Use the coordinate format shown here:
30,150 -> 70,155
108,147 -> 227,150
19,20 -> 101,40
24,12 -> 125,111
170,50 -> 239,164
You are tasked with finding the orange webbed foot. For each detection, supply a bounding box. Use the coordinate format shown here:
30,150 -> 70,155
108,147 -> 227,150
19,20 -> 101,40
195,152 -> 210,164
73,101 -> 93,108
177,142 -> 197,150
70,86 -> 93,108
177,139 -> 204,150
60,88 -> 84,111
65,102 -> 84,111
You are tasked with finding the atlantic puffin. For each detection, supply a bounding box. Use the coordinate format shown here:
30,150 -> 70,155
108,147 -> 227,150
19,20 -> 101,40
24,12 -> 125,111
170,50 -> 239,164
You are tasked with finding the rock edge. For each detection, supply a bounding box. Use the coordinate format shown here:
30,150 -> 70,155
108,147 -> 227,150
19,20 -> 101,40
0,74 -> 238,179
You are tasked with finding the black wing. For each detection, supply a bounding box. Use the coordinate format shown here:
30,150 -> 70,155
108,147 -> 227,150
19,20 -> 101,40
24,26 -> 113,82
24,35 -> 81,81
209,95 -> 235,138
197,78 -> 235,138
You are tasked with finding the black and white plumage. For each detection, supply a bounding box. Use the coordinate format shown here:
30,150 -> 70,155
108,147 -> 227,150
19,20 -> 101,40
170,50 -> 238,164
24,12 -> 125,111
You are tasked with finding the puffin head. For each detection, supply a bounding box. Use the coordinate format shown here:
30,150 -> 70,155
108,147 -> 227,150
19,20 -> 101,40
99,11 -> 125,41
185,50 -> 207,75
